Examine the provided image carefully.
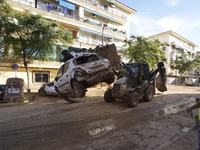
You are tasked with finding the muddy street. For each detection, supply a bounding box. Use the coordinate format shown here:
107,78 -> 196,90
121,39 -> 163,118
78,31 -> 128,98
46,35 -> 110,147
0,85 -> 200,150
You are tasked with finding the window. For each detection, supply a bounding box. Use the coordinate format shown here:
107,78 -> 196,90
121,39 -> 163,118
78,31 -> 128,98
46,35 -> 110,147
92,35 -> 97,40
163,46 -> 166,51
66,9 -> 73,18
33,71 -> 49,83
56,65 -> 64,78
100,2 -> 108,11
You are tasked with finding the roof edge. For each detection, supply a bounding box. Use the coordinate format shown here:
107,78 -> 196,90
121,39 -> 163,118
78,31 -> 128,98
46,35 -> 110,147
148,30 -> 198,47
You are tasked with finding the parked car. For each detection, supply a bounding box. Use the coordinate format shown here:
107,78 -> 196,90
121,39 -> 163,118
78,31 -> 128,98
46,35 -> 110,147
54,53 -> 115,101
3,78 -> 25,102
0,84 -> 6,101
38,81 -> 57,96
185,78 -> 199,86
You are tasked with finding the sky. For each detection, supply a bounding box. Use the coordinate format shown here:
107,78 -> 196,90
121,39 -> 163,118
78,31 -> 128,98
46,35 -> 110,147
118,0 -> 200,51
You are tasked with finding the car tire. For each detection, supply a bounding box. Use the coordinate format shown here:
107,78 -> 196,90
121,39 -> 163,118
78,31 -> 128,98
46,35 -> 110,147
39,88 -> 47,96
128,91 -> 139,107
71,81 -> 86,98
144,84 -> 154,102
104,89 -> 115,102
105,77 -> 115,84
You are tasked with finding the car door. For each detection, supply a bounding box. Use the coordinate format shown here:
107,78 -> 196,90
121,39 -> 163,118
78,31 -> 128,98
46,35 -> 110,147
57,62 -> 71,92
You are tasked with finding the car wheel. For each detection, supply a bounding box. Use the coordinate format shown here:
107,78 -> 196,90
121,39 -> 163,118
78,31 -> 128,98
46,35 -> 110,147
72,81 -> 86,98
104,89 -> 115,102
105,77 -> 115,84
128,91 -> 139,107
143,84 -> 154,102
39,88 -> 47,96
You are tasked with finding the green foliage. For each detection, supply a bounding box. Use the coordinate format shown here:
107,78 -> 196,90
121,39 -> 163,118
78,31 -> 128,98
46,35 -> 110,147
0,0 -> 73,92
173,52 -> 200,77
0,3 -> 73,62
124,35 -> 168,69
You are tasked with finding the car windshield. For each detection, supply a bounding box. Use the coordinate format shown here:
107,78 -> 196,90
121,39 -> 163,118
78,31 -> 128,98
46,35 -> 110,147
74,55 -> 99,65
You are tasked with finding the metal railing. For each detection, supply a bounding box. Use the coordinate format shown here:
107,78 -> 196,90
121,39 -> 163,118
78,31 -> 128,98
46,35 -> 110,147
81,0 -> 127,20
83,20 -> 126,35
37,2 -> 78,20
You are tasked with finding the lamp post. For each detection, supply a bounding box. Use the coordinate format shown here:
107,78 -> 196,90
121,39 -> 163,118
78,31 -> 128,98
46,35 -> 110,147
102,24 -> 107,46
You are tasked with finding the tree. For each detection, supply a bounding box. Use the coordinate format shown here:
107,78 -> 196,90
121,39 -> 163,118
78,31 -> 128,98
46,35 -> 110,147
173,51 -> 200,84
0,0 -> 73,92
124,35 -> 169,69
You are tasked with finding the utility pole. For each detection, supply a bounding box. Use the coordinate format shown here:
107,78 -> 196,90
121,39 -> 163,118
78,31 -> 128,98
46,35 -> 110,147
102,24 -> 107,46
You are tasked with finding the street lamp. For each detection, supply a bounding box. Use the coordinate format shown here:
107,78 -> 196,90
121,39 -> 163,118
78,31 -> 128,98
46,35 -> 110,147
102,24 -> 107,46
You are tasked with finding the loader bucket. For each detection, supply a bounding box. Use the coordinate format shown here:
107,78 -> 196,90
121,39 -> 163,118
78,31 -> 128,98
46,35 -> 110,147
89,44 -> 120,69
156,75 -> 167,92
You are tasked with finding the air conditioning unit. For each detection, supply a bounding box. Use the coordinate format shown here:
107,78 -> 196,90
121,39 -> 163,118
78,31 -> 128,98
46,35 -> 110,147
92,14 -> 96,19
108,38 -> 113,42
110,3 -> 115,8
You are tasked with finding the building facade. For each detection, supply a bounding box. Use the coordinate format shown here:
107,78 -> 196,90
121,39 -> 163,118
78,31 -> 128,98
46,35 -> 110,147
0,0 -> 136,91
148,30 -> 198,77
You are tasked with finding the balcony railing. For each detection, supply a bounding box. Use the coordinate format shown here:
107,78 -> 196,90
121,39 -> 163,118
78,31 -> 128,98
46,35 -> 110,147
78,37 -> 107,46
83,20 -> 126,35
81,0 -> 127,20
11,0 -> 79,20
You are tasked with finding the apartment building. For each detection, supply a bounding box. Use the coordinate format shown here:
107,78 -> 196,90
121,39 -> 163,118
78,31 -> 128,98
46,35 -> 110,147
0,0 -> 136,90
148,30 -> 198,77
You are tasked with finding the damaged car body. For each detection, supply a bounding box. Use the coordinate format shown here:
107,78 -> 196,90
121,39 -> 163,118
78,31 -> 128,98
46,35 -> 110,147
54,53 -> 115,102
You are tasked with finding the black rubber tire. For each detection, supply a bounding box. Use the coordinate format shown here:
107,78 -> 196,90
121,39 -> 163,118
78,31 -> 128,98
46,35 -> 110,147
38,88 -> 47,96
72,81 -> 86,98
105,77 -> 115,84
128,91 -> 139,107
143,84 -> 154,102
104,89 -> 115,102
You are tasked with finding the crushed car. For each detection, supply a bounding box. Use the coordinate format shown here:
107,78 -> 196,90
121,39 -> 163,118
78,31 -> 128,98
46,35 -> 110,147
54,53 -> 115,102
38,81 -> 57,96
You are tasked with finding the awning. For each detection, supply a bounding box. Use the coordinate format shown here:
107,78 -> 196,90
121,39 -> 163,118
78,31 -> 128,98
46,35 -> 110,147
97,33 -> 114,39
80,28 -> 98,34
85,8 -> 117,22
107,0 -> 115,4
59,0 -> 75,10
80,28 -> 114,39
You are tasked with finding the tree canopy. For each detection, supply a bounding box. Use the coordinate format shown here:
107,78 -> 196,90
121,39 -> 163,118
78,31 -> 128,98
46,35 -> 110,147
124,35 -> 169,69
173,52 -> 200,77
0,0 -> 73,92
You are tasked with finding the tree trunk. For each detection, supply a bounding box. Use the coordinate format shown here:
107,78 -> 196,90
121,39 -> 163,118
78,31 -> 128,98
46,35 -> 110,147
24,62 -> 31,93
179,76 -> 182,85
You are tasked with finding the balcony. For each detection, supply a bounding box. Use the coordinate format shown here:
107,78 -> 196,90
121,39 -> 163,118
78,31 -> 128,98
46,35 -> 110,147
83,19 -> 126,35
81,0 -> 127,19
9,0 -> 126,41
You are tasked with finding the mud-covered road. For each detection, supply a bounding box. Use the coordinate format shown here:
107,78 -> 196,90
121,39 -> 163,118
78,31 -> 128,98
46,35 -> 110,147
0,85 -> 199,150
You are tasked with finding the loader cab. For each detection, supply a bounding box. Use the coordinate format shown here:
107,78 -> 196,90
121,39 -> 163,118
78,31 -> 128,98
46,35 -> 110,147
126,62 -> 150,86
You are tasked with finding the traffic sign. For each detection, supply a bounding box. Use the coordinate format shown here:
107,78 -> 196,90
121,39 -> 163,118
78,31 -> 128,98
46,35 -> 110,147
11,64 -> 19,71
